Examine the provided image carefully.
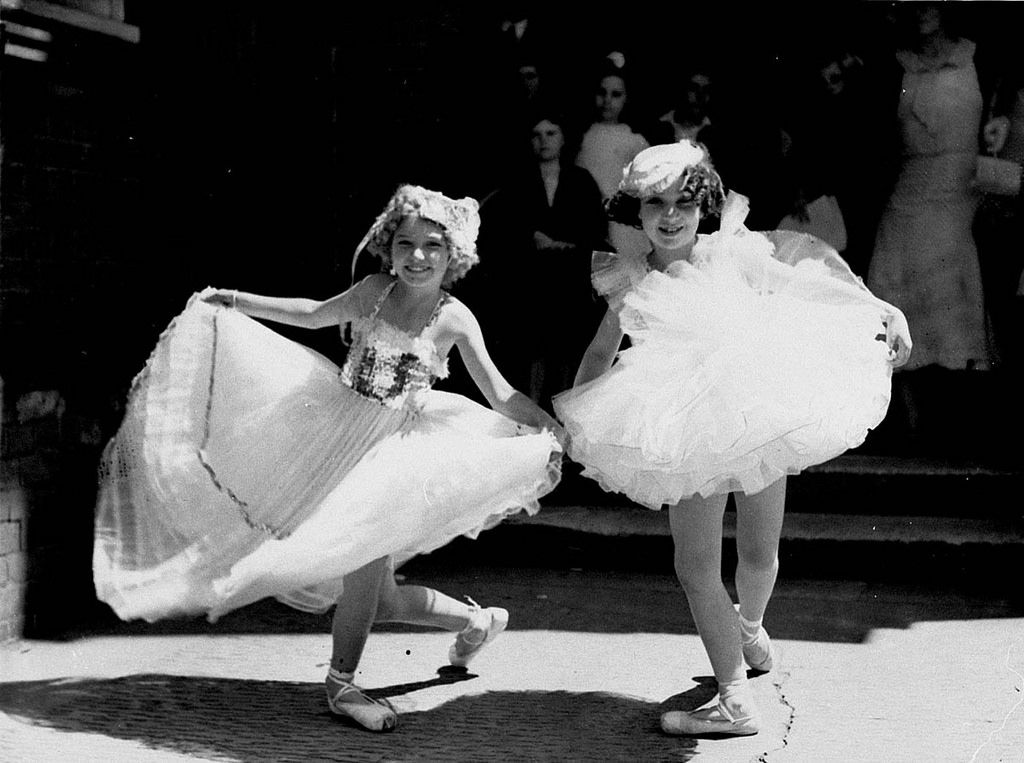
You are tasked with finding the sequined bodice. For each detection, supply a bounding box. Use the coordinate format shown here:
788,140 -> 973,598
339,283 -> 450,409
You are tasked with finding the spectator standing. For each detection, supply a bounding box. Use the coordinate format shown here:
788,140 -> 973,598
575,53 -> 650,259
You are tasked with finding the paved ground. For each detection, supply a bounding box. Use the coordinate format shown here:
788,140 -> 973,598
3,538 -> 1023,763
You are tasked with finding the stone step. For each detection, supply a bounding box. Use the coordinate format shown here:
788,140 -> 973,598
544,451 -> 1024,521
805,453 -> 1021,478
435,510 -> 1023,587
512,505 -> 1024,545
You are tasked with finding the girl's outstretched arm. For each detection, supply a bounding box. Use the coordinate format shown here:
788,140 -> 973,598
574,306 -> 624,387
445,300 -> 565,441
202,276 -> 382,331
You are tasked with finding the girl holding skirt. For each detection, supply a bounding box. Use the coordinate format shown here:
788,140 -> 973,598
94,184 -> 564,731
554,141 -> 911,737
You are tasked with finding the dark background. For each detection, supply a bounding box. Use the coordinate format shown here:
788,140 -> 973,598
2,1 -> 1022,637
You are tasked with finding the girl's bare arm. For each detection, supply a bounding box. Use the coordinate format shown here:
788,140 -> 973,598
445,300 -> 564,437
203,276 -> 384,330
574,306 -> 624,387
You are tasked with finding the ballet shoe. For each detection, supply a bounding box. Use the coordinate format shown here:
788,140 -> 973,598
660,699 -> 761,737
325,674 -> 397,732
742,627 -> 774,673
735,604 -> 774,673
449,597 -> 509,668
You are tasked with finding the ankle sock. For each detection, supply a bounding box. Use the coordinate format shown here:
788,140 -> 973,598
718,678 -> 756,718
327,668 -> 355,684
737,612 -> 763,644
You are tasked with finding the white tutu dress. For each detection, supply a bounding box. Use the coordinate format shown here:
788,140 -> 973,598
553,194 -> 894,508
94,283 -> 561,622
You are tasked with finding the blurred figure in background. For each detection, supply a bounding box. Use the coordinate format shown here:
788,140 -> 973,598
478,104 -> 607,410
867,3 -> 1008,449
575,52 -> 650,259
868,3 -> 998,373
974,68 -> 1024,373
776,43 -> 894,275
652,71 -> 716,146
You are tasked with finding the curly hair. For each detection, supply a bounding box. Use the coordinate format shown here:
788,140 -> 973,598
354,184 -> 481,287
606,140 -> 726,228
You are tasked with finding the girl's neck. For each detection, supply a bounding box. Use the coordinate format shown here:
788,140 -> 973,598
390,278 -> 443,309
648,241 -> 695,271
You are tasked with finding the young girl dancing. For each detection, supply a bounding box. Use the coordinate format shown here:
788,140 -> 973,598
94,184 -> 564,732
553,141 -> 911,737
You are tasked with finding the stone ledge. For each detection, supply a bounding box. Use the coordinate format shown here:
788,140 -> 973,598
1,0 -> 139,43
806,453 -> 1022,478
512,505 -> 1024,545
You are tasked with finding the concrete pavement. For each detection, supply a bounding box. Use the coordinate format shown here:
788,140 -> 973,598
2,552 -> 1023,762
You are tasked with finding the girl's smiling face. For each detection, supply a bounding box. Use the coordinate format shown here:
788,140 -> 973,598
638,179 -> 702,252
390,216 -> 451,288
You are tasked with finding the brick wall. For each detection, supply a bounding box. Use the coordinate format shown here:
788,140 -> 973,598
0,379 -> 28,642
1,10 -> 142,641
0,387 -> 67,641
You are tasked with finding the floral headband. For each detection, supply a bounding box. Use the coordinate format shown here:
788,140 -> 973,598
352,185 -> 481,285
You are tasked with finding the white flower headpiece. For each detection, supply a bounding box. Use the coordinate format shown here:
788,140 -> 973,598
353,185 -> 481,285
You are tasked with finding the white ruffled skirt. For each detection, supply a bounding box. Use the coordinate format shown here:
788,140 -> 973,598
94,297 -> 561,622
554,267 -> 892,508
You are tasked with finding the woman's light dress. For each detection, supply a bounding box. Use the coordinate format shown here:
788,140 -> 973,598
94,283 -> 561,622
575,122 -> 650,258
867,39 -> 990,370
553,194 -> 895,508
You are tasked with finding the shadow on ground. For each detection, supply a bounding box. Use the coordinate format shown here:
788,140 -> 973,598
0,672 -> 713,762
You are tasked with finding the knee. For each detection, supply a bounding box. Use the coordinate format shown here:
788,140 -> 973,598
736,545 -> 779,577
673,550 -> 721,594
374,594 -> 398,622
372,580 -> 404,622
338,558 -> 390,606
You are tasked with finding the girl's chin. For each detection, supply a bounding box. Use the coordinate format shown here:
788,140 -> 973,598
654,235 -> 693,250
398,270 -> 439,285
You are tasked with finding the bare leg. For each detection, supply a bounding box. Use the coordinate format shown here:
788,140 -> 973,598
326,557 -> 397,731
375,570 -> 474,631
733,477 -> 786,623
668,493 -> 744,686
662,493 -> 761,736
330,557 -> 389,674
330,557 -> 508,687
375,566 -> 511,668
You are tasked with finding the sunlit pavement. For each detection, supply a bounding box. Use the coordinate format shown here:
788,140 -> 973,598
3,550 -> 1023,762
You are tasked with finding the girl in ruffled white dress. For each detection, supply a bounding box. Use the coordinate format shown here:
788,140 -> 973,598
553,141 -> 912,737
94,185 -> 564,732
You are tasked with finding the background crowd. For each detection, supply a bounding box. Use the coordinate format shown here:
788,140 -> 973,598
108,2 -> 1024,462
377,2 -> 1024,456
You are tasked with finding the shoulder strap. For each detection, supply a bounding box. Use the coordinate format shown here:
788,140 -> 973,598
424,290 -> 450,329
369,280 -> 395,319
